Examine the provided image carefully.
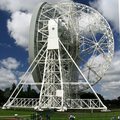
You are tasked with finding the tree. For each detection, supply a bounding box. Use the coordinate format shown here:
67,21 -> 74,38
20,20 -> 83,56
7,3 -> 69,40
10,83 -> 16,93
0,89 -> 5,106
4,87 -> 11,99
118,96 -> 120,101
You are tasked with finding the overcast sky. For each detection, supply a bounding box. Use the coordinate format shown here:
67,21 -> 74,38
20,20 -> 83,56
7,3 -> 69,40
0,0 -> 119,99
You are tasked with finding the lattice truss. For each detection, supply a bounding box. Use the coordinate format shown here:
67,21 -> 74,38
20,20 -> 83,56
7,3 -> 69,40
3,3 -> 114,111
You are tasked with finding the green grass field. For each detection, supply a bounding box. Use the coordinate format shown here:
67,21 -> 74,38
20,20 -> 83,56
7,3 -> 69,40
0,108 -> 120,120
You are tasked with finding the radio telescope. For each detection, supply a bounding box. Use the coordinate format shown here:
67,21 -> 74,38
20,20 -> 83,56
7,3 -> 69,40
3,2 -> 114,111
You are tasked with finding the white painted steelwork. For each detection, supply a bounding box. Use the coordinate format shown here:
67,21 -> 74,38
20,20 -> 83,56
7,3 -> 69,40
3,2 -> 114,111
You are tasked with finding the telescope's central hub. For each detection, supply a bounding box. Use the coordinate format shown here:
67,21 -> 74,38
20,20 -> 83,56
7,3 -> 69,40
47,19 -> 59,50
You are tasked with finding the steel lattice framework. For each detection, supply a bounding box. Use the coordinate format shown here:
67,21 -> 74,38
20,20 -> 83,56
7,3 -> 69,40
3,2 -> 114,111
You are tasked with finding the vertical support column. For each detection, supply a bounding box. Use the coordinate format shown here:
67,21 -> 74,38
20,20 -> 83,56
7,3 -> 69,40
58,49 -> 64,111
38,50 -> 48,110
38,18 -> 65,111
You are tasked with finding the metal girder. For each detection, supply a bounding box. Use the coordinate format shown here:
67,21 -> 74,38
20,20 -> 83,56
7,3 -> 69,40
3,98 -> 105,110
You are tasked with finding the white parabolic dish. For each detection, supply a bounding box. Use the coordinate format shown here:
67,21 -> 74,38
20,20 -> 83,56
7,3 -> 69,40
29,2 -> 114,90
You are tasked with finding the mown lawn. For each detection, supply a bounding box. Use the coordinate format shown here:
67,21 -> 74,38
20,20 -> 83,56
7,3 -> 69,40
0,109 -> 33,116
0,108 -> 120,120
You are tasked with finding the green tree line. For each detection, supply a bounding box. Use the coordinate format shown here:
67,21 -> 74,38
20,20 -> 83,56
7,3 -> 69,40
0,84 -> 120,109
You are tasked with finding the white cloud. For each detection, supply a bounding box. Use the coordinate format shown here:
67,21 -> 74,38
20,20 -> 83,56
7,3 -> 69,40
90,0 -> 119,32
0,0 -> 72,13
0,57 -> 20,70
1,0 -> 72,49
0,0 -> 40,13
0,57 -> 38,93
0,57 -> 20,90
0,67 -> 17,90
7,11 -> 31,49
